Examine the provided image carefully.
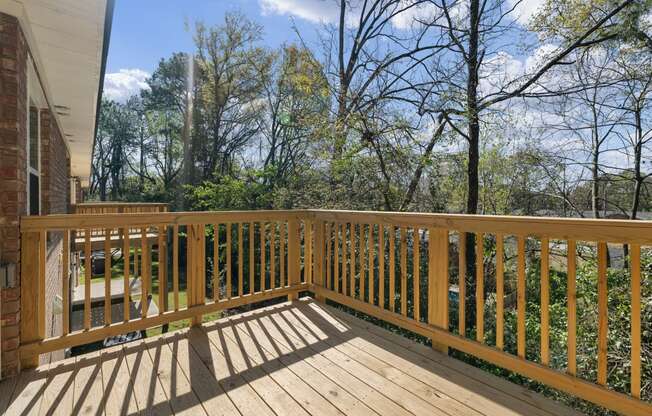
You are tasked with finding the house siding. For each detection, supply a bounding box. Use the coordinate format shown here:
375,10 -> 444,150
0,12 -> 71,377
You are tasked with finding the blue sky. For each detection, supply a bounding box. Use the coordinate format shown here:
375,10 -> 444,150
103,0 -> 542,102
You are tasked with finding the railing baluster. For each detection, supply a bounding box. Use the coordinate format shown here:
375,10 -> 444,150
123,229 -> 130,321
340,223 -> 346,293
541,237 -> 550,365
141,228 -> 149,318
85,228 -> 92,330
314,220 -> 325,301
389,225 -> 396,312
104,229 -> 111,325
429,227 -> 449,353
39,230 -> 46,340
567,239 -> 576,376
226,223 -> 232,298
260,222 -> 266,291
631,243 -> 641,398
173,225 -> 179,311
280,222 -> 286,286
334,222 -> 340,293
378,223 -> 385,310
597,241 -> 608,386
368,224 -> 374,305
158,225 -> 167,315
326,222 -> 331,290
239,223 -> 244,296
496,234 -> 504,350
517,236 -> 526,359
359,223 -> 366,301
458,232 -> 466,336
400,227 -> 408,316
250,223 -> 255,293
214,224 -> 220,301
287,218 -> 300,301
413,228 -> 420,321
476,233 -> 484,343
270,222 -> 276,290
350,223 -> 356,298
63,230 -> 70,334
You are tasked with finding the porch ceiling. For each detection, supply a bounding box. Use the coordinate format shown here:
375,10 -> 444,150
1,0 -> 110,185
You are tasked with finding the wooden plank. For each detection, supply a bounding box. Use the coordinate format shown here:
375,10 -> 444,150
496,234 -> 504,350
517,236 -> 526,359
105,229 -> 112,325
173,225 -> 179,311
597,241 -> 608,386
260,222 -> 266,292
313,220 -> 325,295
143,336 -> 208,415
458,232 -> 466,336
476,233 -> 483,343
122,340 -> 173,414
540,237 -> 550,365
239,223 -> 244,296
5,368 -> 48,415
123,230 -> 130,322
413,228 -> 420,321
250,222 -> 255,293
226,223 -> 232,298
186,329 -> 280,416
63,230 -> 70,335
378,223 -> 385,310
100,346 -> 139,416
400,227 -> 407,316
631,243 -> 641,398
163,333 -> 240,416
219,313 -> 374,416
389,225 -> 396,312
72,351 -> 104,415
85,229 -> 92,331
567,239 -> 576,376
311,301 -> 577,416
37,360 -> 75,416
214,224 -> 220,301
312,287 -> 652,416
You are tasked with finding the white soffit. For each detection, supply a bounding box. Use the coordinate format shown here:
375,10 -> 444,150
2,0 -> 108,185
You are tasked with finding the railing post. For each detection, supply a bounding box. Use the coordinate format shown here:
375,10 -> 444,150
428,227 -> 449,354
287,218 -> 301,301
20,231 -> 43,368
188,224 -> 205,326
311,219 -> 325,302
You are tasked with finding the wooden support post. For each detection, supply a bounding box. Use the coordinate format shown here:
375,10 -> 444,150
313,220 -> 325,302
20,231 -> 42,368
287,219 -> 301,301
428,227 -> 449,354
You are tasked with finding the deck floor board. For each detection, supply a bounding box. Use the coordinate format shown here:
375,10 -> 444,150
1,299 -> 583,416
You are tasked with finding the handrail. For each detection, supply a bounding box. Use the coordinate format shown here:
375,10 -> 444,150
18,209 -> 652,415
72,202 -> 169,214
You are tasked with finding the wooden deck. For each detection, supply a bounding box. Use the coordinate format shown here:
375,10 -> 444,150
0,299 -> 581,416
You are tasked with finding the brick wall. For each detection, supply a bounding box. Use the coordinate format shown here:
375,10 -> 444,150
0,12 -> 28,379
0,12 -> 72,376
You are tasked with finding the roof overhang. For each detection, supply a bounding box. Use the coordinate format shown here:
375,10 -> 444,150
0,0 -> 113,186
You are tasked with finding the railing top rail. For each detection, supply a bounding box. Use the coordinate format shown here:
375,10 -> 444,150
74,202 -> 169,206
20,208 -> 652,243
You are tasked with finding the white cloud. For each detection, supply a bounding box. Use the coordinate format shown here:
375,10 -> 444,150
259,0 -> 339,23
508,0 -> 544,25
103,68 -> 150,102
391,2 -> 440,30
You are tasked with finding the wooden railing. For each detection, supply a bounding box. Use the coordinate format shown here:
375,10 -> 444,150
72,202 -> 169,214
19,209 -> 652,415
